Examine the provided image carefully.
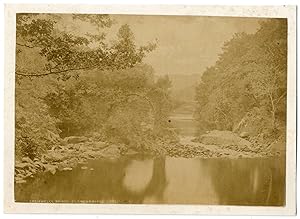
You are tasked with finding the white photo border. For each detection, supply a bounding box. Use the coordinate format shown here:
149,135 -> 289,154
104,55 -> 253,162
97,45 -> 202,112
4,4 -> 297,215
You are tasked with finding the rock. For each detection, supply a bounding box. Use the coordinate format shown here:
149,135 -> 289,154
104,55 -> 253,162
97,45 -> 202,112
60,138 -> 69,146
84,149 -> 103,159
90,168 -> 94,171
22,157 -> 34,164
41,155 -> 47,164
66,157 -> 79,167
199,130 -> 252,148
15,168 -> 23,174
15,176 -> 24,181
62,167 -> 72,171
78,158 -> 88,164
94,141 -> 107,149
239,132 -> 250,138
64,136 -> 88,144
25,172 -> 33,177
45,151 -> 65,162
81,166 -> 88,170
89,132 -> 103,141
125,148 -> 138,156
100,144 -> 121,159
15,162 -> 29,169
44,164 -> 57,175
16,179 -> 27,184
51,145 -> 64,151
34,161 -> 44,169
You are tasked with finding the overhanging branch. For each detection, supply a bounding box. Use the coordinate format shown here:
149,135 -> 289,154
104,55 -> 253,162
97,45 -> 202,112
16,65 -> 98,77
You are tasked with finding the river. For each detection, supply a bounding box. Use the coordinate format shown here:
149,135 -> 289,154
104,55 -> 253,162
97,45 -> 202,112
15,107 -> 286,206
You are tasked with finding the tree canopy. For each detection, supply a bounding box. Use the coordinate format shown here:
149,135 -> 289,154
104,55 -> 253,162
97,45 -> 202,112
15,13 -> 171,159
195,19 -> 287,144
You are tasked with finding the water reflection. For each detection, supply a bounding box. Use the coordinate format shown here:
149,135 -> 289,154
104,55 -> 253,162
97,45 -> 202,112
15,156 -> 285,206
200,158 -> 285,206
122,157 -> 167,203
123,159 -> 154,193
164,158 -> 219,204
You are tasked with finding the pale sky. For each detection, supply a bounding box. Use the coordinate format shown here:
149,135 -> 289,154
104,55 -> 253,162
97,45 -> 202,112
57,14 -> 264,76
109,15 -> 263,76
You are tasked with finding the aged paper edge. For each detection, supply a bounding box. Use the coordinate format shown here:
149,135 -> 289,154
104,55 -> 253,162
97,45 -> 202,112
3,4 -> 297,215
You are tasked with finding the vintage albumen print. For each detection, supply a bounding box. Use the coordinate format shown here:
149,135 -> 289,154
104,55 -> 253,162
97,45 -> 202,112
4,5 -> 296,215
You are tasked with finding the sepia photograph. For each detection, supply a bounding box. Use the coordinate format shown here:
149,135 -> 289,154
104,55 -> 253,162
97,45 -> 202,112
3,4 -> 296,215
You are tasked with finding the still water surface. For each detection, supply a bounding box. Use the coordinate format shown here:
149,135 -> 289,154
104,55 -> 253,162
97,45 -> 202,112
15,155 -> 285,205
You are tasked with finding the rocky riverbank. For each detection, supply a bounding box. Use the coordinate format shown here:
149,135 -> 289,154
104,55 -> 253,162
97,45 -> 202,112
14,137 -> 135,184
14,131 -> 284,184
171,130 -> 284,159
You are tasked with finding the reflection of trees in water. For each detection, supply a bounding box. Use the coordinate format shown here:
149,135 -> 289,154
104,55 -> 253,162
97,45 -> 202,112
15,157 -> 167,204
142,157 -> 167,201
122,157 -> 167,203
16,157 -> 284,206
200,158 -> 285,206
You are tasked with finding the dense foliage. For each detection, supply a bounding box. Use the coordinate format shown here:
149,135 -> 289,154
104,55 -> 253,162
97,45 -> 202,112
195,19 -> 287,145
15,14 -> 170,159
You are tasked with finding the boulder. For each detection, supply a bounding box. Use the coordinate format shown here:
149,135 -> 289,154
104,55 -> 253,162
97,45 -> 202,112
45,151 -> 65,162
15,162 -> 29,169
125,148 -> 139,156
51,145 -> 64,151
101,144 -> 121,159
239,132 -> 250,138
89,132 -> 104,141
60,138 -> 68,146
43,164 -> 58,175
16,179 -> 27,184
199,130 -> 252,148
94,141 -> 107,149
84,150 -> 104,159
22,157 -> 34,164
64,136 -> 88,144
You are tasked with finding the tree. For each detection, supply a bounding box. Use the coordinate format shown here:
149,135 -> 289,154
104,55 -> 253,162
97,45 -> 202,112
195,19 -> 287,143
15,14 -> 159,159
16,14 -> 156,78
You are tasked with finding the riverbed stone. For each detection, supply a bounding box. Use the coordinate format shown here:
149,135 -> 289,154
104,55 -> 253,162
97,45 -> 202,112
94,141 -> 107,149
22,157 -> 34,164
16,179 -> 27,184
44,164 -> 58,175
100,144 -> 121,159
15,162 -> 29,169
64,136 -> 88,144
125,148 -> 139,156
199,130 -> 252,148
240,132 -> 250,138
45,151 -> 65,162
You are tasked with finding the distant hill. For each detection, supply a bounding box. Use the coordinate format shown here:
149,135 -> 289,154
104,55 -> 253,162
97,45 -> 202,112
168,73 -> 201,102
